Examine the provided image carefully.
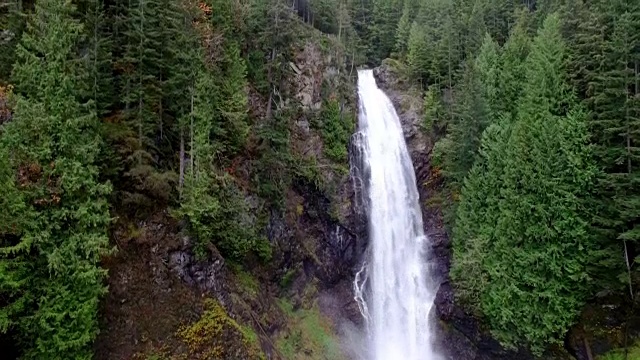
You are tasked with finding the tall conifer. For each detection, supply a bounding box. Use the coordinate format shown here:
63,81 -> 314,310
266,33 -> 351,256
0,0 -> 111,357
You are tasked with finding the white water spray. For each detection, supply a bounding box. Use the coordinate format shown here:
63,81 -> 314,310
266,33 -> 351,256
352,70 -> 439,360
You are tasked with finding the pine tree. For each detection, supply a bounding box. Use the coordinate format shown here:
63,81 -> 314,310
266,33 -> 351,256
475,33 -> 501,122
451,121 -> 508,308
215,43 -> 250,155
407,20 -> 430,81
577,0 -> 640,294
495,9 -> 530,119
406,0 -> 460,86
483,0 -> 518,44
79,0 -> 114,115
369,0 -> 402,62
395,0 -> 419,58
0,0 -> 111,357
481,14 -> 600,352
423,84 -> 447,133
432,58 -> 489,230
464,0 -> 488,56
0,0 -> 24,82
432,59 -> 488,187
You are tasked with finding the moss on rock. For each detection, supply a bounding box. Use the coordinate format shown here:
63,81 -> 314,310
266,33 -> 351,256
177,298 -> 265,360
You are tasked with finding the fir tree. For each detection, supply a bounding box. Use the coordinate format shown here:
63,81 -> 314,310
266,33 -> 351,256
482,14 -> 600,352
496,9 -> 530,119
0,0 -> 111,357
395,0 -> 419,58
576,0 -> 640,293
475,33 -> 501,121
451,121 -> 508,308
369,0 -> 402,62
432,59 -> 488,187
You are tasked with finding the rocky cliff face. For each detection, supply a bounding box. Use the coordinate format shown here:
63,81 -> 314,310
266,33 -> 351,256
95,30 -> 365,358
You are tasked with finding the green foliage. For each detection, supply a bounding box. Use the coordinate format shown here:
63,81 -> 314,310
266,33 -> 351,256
474,33 -> 500,121
432,59 -> 488,187
432,58 -> 488,229
450,122 -> 508,309
422,84 -> 447,133
0,0 -> 112,358
179,172 -> 271,262
321,98 -> 352,163
369,0 -> 402,62
407,0 -> 460,86
570,0 -> 640,289
231,264 -> 260,298
254,107 -> 293,208
598,341 -> 640,360
177,298 -> 265,359
395,0 -> 418,58
407,21 -> 429,80
275,299 -> 345,360
0,0 -> 357,358
0,0 -> 24,82
453,14 -> 607,353
280,268 -> 298,289
495,10 -> 531,120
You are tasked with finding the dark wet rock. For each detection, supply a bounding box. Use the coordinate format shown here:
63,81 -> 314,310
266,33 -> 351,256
168,239 -> 230,305
289,178 -> 361,286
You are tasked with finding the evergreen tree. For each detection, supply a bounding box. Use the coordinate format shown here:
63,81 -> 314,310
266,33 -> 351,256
576,0 -> 640,292
475,33 -> 501,121
0,0 -> 111,357
451,121 -> 508,308
79,0 -> 114,115
495,9 -> 530,119
463,0 -> 488,56
483,0 -> 518,44
347,0 -> 374,63
0,0 -> 24,82
395,0 -> 419,58
407,20 -> 430,81
423,84 -> 447,133
481,14 -> 600,352
369,0 -> 402,62
432,59 -> 488,187
406,0 -> 460,86
431,56 -> 488,227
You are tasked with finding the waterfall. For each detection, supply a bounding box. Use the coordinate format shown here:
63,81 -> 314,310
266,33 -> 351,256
352,70 -> 439,360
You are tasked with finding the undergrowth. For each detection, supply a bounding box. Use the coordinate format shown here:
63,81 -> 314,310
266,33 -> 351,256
177,298 -> 265,359
275,298 -> 344,360
598,341 -> 640,360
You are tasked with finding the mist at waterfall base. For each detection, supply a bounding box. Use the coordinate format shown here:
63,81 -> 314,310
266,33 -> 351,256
344,70 -> 440,360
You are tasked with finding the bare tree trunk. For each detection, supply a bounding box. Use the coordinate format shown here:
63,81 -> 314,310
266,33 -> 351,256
349,50 -> 355,78
159,74 -> 163,140
622,54 -> 637,360
266,7 -> 279,120
190,86 -> 194,176
137,0 -> 145,164
624,56 -> 634,300
93,0 -> 99,107
583,337 -> 593,360
179,125 -> 185,192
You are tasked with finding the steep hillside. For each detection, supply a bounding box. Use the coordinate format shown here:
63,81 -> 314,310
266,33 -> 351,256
0,0 -> 364,359
92,12 -> 363,360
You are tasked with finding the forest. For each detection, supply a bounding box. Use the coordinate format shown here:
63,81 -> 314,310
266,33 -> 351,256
0,0 -> 639,358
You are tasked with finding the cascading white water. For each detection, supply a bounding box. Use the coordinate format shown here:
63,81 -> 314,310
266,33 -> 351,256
352,70 -> 439,360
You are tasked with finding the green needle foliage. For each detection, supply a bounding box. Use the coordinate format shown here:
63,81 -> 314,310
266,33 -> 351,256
0,0 -> 111,358
1,0 -> 639,357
